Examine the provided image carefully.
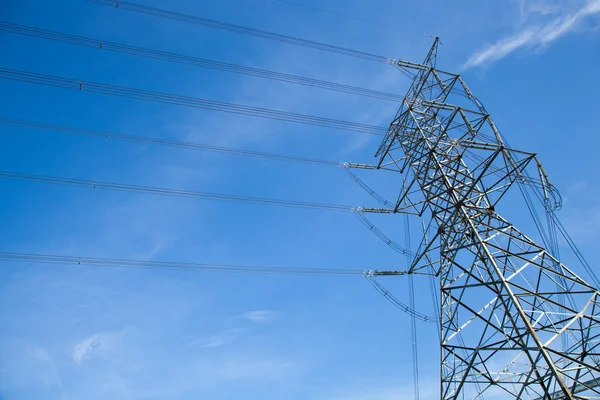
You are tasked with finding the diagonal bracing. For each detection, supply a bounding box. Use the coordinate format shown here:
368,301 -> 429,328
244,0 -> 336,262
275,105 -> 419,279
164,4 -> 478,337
376,38 -> 600,399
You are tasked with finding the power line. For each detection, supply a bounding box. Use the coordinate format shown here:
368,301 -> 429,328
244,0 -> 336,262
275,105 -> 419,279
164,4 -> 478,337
0,117 -> 342,166
405,214 -> 420,399
0,170 -> 356,211
354,210 -> 413,256
0,21 -> 404,102
0,251 -> 365,276
274,0 -> 401,31
85,0 -> 391,63
1,118 -> 406,246
0,67 -> 387,135
365,276 -> 436,323
548,211 -> 600,289
2,251 -> 433,321
343,166 -> 393,207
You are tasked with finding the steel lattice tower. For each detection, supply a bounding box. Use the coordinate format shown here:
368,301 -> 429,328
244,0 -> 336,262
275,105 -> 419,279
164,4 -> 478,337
376,39 -> 600,399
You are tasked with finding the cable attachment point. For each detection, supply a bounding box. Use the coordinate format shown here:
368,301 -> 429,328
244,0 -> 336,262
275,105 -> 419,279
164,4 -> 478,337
371,270 -> 408,276
545,184 -> 562,212
345,163 -> 378,169
361,207 -> 393,213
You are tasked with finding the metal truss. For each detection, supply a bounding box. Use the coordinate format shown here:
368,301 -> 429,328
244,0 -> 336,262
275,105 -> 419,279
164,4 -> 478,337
376,38 -> 600,399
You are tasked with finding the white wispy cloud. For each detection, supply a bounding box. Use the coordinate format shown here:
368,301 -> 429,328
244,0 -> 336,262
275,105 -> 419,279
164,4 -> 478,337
241,309 -> 280,324
72,332 -> 115,365
514,0 -> 566,21
464,0 -> 600,69
194,329 -> 241,348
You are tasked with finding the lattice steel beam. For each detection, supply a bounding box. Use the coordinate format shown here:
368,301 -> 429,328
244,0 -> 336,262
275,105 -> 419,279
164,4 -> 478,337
377,39 -> 600,399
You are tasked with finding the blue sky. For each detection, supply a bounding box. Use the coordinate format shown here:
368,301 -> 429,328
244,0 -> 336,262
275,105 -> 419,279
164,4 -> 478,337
0,0 -> 599,399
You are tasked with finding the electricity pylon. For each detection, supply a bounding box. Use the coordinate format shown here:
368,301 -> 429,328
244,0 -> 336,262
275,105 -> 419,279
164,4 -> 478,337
376,39 -> 600,399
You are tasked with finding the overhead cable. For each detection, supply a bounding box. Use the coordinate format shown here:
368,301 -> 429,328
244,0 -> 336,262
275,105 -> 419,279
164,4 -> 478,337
0,170 -> 356,211
0,22 -> 403,102
513,169 -> 600,289
0,67 -> 387,135
366,276 -> 436,323
2,251 -> 433,322
354,210 -> 413,256
274,0 -> 400,31
405,214 -> 420,400
0,117 -> 341,166
0,251 -> 364,276
548,211 -> 600,289
343,165 -> 393,207
85,0 -> 391,63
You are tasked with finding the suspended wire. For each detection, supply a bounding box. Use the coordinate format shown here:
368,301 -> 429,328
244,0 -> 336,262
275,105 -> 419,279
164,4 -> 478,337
487,112 -> 600,290
0,22 -> 403,102
392,57 -> 594,392
546,209 -> 560,257
343,166 -> 393,207
343,162 -> 426,354
274,0 -> 401,31
517,191 -> 576,308
461,124 -> 594,352
428,270 -> 440,337
0,67 -> 387,135
544,201 -> 568,352
379,287 -> 384,392
413,220 -> 442,339
436,79 -> 597,381
6,14 -> 591,386
0,170 -> 356,212
353,210 -> 414,256
3,250 -> 435,323
396,66 -> 418,82
518,183 -> 551,249
365,276 -> 436,323
0,251 -> 365,276
86,0 -> 391,63
342,167 -> 429,345
463,145 -> 594,302
547,211 -> 600,289
0,117 -> 341,166
517,175 -> 600,289
405,214 -> 420,400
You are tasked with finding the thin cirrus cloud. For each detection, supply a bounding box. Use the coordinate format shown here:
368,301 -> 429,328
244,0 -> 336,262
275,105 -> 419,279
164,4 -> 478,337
72,332 -> 114,365
241,310 -> 280,324
463,0 -> 600,69
196,329 -> 242,348
188,311 -> 280,349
